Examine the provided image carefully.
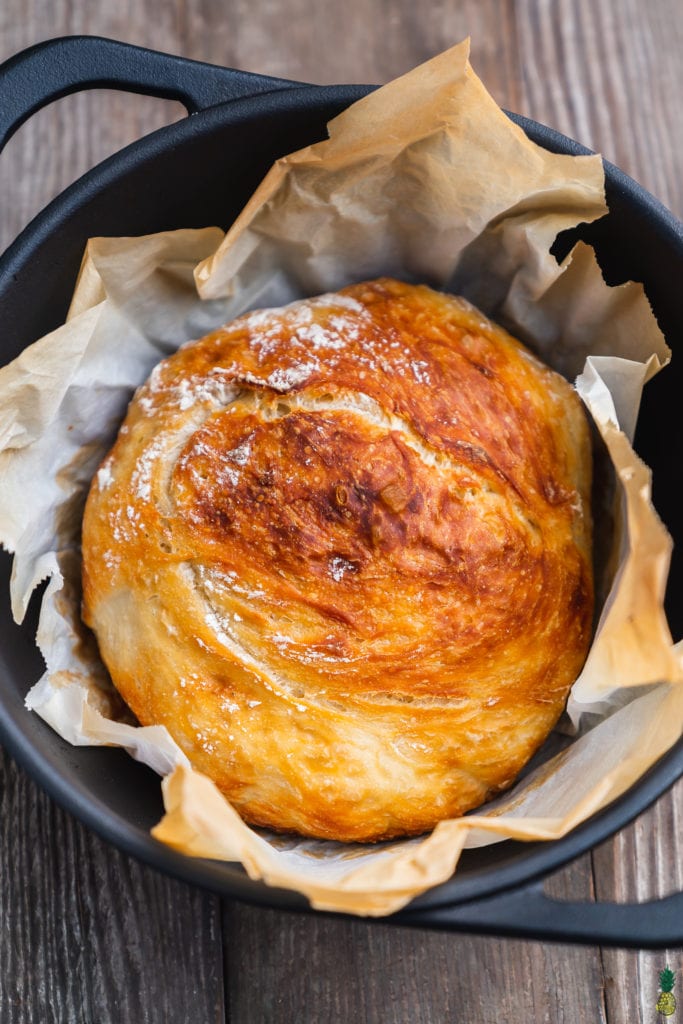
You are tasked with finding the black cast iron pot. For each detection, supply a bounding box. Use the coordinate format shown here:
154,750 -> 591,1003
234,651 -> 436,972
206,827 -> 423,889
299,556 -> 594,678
1,36 -> 683,948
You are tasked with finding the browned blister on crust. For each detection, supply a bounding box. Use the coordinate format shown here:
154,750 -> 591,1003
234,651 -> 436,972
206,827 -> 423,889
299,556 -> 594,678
81,278 -> 593,841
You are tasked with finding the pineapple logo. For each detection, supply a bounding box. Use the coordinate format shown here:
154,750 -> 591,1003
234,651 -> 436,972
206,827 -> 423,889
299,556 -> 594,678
657,966 -> 677,1017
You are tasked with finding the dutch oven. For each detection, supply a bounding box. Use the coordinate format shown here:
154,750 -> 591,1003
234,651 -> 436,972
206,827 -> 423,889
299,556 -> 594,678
1,36 -> 683,948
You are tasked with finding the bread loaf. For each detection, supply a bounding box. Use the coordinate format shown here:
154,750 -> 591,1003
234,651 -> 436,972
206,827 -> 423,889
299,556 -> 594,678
81,278 -> 593,841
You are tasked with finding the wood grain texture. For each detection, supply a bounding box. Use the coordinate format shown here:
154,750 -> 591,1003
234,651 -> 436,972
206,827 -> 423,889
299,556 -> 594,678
591,780 -> 683,1023
0,749 -> 225,1024
224,857 -> 606,1024
515,0 -> 683,218
2,1 -> 683,1022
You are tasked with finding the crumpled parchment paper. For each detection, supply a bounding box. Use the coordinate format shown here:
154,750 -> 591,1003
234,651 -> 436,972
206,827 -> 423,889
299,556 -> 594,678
1,39 -> 681,916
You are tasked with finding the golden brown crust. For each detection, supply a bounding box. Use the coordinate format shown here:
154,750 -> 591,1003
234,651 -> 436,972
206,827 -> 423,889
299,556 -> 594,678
81,279 -> 593,841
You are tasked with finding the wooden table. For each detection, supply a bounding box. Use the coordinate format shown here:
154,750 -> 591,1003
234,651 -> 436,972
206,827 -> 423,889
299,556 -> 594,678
2,3 -> 683,1020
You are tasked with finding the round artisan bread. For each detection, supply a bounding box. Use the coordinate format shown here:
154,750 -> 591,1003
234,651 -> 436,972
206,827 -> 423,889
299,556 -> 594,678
81,278 -> 593,841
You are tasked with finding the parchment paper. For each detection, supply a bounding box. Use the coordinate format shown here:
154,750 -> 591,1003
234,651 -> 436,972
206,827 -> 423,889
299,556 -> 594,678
1,39 -> 682,916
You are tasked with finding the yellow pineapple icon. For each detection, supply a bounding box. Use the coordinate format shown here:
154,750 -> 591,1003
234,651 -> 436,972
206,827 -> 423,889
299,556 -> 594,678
657,967 -> 677,1016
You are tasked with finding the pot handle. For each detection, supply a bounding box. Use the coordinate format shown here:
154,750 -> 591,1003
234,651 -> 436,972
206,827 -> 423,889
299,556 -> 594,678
0,35 -> 303,152
398,877 -> 683,948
